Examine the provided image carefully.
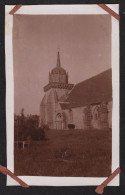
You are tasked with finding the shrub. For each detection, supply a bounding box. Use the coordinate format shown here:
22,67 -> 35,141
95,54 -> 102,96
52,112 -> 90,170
68,124 -> 75,129
37,127 -> 45,140
30,128 -> 45,140
23,127 -> 45,141
43,125 -> 50,131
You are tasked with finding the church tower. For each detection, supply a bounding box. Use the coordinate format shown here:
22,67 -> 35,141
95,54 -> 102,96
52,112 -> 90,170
44,51 -> 73,92
40,51 -> 74,129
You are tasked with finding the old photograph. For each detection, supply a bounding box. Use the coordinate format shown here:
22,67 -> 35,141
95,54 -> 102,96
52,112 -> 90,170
12,13 -> 113,177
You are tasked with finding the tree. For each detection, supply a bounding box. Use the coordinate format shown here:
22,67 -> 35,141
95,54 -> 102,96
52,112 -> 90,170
14,110 -> 45,141
18,108 -> 26,140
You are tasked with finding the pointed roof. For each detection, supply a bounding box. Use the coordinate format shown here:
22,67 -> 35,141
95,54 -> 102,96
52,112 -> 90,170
51,51 -> 66,75
56,51 -> 61,67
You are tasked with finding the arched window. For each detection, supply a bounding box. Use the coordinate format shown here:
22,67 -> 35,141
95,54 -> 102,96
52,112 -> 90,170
93,106 -> 99,120
56,113 -> 62,130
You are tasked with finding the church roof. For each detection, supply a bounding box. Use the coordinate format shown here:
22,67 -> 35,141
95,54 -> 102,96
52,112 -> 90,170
65,69 -> 112,108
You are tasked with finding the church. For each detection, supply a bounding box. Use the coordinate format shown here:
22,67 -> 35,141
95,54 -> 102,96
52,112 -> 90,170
39,52 -> 112,130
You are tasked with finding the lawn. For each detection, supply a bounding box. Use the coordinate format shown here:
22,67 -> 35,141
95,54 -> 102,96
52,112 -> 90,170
14,129 -> 112,177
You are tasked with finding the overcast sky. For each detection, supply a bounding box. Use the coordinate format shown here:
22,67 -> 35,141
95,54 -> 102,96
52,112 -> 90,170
13,14 -> 111,115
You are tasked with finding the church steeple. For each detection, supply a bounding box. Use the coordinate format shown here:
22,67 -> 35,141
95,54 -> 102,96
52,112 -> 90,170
56,51 -> 61,67
43,51 -> 74,92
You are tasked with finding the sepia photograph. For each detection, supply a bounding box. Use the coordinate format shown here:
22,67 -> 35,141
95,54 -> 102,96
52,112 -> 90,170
13,14 -> 112,177
5,4 -> 119,186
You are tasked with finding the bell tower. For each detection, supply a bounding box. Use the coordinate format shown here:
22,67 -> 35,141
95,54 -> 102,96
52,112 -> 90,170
40,51 -> 74,129
44,51 -> 73,92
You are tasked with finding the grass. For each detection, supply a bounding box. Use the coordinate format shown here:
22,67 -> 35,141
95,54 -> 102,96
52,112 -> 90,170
14,129 -> 112,177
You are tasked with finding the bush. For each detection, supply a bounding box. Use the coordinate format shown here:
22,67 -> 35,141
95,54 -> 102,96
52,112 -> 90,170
43,125 -> 50,131
30,128 -> 45,141
23,127 -> 45,141
68,124 -> 75,129
37,128 -> 45,140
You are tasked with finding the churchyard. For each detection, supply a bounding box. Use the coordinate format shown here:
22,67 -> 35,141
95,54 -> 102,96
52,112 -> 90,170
14,129 -> 111,177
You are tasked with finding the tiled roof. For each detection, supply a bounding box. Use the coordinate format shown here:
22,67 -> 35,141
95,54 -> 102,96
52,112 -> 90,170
65,69 -> 112,108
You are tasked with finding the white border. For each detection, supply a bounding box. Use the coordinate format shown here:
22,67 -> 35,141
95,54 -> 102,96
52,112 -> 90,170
5,5 -> 119,186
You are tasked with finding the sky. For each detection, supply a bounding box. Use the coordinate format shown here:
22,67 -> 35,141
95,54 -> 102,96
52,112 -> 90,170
13,14 -> 111,115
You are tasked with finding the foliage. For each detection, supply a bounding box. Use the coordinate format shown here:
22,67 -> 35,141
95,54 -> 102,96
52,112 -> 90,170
14,109 -> 45,141
43,125 -> 50,131
24,127 -> 45,141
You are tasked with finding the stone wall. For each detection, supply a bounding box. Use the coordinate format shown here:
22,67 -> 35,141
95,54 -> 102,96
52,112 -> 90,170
62,101 -> 112,130
40,87 -> 112,130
